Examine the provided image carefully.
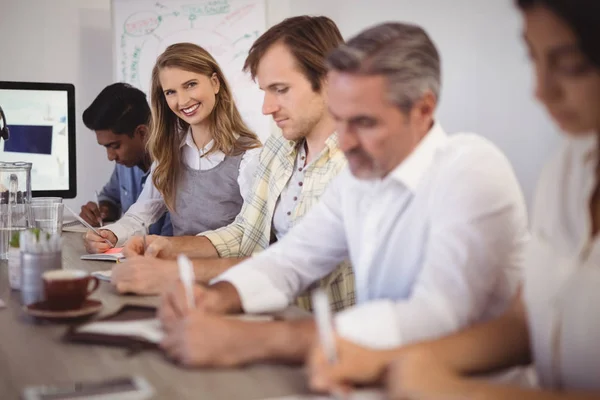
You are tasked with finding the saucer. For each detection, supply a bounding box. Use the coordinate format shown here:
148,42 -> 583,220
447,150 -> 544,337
23,299 -> 103,320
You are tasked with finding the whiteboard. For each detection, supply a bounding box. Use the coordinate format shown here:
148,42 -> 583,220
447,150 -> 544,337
112,0 -> 270,140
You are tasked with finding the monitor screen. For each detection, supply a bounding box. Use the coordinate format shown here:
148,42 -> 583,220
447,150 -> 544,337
0,82 -> 76,198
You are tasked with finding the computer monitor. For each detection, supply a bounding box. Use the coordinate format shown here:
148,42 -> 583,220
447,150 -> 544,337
0,81 -> 77,198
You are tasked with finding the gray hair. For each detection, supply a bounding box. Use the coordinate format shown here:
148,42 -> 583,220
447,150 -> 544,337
327,22 -> 441,113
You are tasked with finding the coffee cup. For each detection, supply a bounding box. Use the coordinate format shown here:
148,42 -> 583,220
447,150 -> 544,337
42,269 -> 99,310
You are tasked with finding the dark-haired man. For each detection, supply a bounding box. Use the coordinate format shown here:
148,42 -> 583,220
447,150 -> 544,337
79,82 -> 171,238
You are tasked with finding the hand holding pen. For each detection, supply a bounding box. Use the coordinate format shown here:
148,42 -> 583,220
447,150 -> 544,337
66,204 -> 115,248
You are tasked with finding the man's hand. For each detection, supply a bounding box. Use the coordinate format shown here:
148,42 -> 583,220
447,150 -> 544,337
160,311 -> 266,367
83,229 -> 117,254
80,202 -> 103,227
387,347 -> 466,400
158,281 -> 240,329
309,336 -> 390,394
123,235 -> 176,259
111,256 -> 178,295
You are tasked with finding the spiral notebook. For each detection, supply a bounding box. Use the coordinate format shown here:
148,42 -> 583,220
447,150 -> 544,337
62,219 -> 89,233
80,247 -> 125,262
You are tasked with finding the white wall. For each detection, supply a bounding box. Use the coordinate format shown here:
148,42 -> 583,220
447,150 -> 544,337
0,0 -> 560,210
0,0 -> 113,211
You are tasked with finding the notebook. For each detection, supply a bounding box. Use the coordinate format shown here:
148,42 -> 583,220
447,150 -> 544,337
81,247 -> 125,262
62,219 -> 89,233
65,305 -> 276,350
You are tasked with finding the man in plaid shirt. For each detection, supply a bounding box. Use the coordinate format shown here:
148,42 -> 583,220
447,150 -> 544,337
117,16 -> 355,311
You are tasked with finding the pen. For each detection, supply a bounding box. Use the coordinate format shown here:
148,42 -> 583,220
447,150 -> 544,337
312,289 -> 347,400
94,190 -> 103,227
177,254 -> 196,310
312,288 -> 337,363
141,222 -> 147,254
64,204 -> 114,247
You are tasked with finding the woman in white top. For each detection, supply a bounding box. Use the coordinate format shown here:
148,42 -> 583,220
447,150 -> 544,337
84,43 -> 262,253
307,0 -> 600,398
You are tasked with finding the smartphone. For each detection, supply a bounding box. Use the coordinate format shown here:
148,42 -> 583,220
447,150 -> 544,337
22,376 -> 154,400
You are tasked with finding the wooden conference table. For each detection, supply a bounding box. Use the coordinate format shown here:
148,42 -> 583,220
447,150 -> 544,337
0,232 -> 311,399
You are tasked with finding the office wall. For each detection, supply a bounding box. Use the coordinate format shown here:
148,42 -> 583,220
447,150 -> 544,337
0,0 -> 114,211
0,0 -> 560,210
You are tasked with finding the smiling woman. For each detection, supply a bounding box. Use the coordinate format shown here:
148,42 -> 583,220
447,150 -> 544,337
149,43 -> 262,217
83,43 -> 262,253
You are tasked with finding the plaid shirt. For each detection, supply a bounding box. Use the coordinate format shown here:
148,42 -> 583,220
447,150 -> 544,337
201,132 -> 355,311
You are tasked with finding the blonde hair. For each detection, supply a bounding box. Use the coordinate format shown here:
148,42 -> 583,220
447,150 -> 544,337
148,42 -> 261,211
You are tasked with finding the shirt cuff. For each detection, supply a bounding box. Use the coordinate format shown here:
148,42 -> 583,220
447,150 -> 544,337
199,230 -> 236,258
101,223 -> 129,247
212,265 -> 289,313
334,300 -> 403,350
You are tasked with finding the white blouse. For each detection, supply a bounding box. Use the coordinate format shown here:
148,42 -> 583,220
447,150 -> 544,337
524,134 -> 600,390
103,130 -> 261,245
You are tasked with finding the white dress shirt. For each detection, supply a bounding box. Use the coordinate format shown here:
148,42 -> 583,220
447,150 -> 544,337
104,130 -> 261,245
215,122 -> 529,349
524,134 -> 600,390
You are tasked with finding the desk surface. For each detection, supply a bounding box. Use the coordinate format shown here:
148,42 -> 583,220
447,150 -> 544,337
0,232 -> 310,399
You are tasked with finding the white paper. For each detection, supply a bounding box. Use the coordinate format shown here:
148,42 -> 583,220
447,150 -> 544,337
91,270 -> 112,282
76,318 -> 165,343
75,314 -> 275,344
225,314 -> 274,322
263,389 -> 386,400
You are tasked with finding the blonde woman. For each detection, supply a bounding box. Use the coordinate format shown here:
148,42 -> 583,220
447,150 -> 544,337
84,43 -> 262,258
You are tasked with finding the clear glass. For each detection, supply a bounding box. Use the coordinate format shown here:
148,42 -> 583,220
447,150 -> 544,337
31,197 -> 63,205
31,203 -> 64,234
0,162 -> 33,259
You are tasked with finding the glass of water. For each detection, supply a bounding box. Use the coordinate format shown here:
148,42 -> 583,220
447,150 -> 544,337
31,203 -> 64,234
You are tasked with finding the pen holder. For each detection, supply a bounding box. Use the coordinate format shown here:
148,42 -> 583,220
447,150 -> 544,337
20,251 -> 62,305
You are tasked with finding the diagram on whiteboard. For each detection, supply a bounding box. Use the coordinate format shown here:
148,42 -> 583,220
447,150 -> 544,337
113,0 -> 270,138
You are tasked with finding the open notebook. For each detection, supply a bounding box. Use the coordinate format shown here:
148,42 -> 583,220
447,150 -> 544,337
65,305 -> 276,350
81,247 -> 125,262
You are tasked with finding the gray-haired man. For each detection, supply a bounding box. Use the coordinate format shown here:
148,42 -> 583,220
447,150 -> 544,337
158,22 -> 528,369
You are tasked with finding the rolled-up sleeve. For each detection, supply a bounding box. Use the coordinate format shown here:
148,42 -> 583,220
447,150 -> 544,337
213,174 -> 351,313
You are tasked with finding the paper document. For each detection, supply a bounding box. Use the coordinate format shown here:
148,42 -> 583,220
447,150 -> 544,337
76,314 -> 276,344
91,270 -> 112,282
263,390 -> 386,400
77,318 -> 165,344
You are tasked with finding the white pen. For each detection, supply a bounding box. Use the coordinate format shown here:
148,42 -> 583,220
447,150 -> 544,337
312,289 -> 346,400
177,254 -> 196,310
64,204 -> 114,247
312,288 -> 337,363
94,190 -> 103,227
